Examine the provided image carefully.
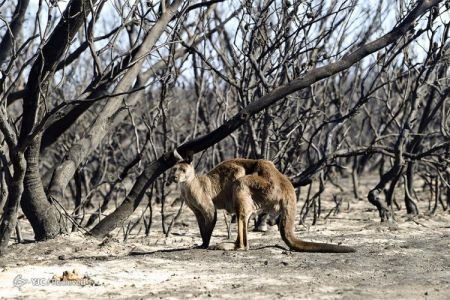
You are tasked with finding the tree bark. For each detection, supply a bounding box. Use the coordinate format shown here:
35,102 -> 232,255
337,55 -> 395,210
0,0 -> 30,64
0,152 -> 26,255
368,164 -> 403,222
404,163 -> 419,215
21,134 -> 63,240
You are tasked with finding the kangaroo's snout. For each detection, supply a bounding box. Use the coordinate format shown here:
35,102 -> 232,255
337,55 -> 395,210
166,174 -> 178,186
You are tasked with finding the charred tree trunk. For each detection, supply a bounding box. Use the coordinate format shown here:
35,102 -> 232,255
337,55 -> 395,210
0,0 -> 30,64
404,162 -> 419,215
0,152 -> 26,255
21,134 -> 63,240
16,0 -> 100,241
446,169 -> 450,210
0,168 -> 7,213
368,162 -> 403,222
384,170 -> 402,211
352,156 -> 360,199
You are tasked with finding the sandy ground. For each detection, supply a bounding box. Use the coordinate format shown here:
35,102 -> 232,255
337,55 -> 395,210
1,176 -> 450,299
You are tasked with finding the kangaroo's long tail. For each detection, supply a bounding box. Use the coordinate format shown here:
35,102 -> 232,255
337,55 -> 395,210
279,196 -> 355,253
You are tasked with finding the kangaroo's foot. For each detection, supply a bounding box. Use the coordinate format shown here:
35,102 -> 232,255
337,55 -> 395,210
193,243 -> 209,249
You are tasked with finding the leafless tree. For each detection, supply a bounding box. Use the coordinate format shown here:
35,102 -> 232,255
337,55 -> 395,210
0,0 -> 447,254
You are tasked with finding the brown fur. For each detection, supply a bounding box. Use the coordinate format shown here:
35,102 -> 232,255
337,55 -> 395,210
173,158 -> 355,253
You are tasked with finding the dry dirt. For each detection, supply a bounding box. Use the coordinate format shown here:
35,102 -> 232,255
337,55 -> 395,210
1,176 -> 449,299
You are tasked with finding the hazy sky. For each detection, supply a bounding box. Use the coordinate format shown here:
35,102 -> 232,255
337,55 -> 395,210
16,0 -> 448,64
23,0 -> 398,37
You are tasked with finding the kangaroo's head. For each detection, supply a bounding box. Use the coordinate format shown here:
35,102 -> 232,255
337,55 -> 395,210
169,149 -> 195,184
173,161 -> 195,183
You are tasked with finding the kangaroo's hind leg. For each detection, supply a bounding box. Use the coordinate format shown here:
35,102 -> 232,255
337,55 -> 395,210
232,175 -> 271,250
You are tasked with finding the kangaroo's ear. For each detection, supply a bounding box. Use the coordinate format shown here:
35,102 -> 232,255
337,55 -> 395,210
173,149 -> 194,164
173,149 -> 184,162
185,150 -> 194,164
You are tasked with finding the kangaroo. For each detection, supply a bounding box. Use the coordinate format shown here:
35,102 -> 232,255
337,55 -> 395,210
172,154 -> 355,253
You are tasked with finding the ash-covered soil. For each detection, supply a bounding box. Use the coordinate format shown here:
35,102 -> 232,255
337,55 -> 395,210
1,177 -> 449,299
